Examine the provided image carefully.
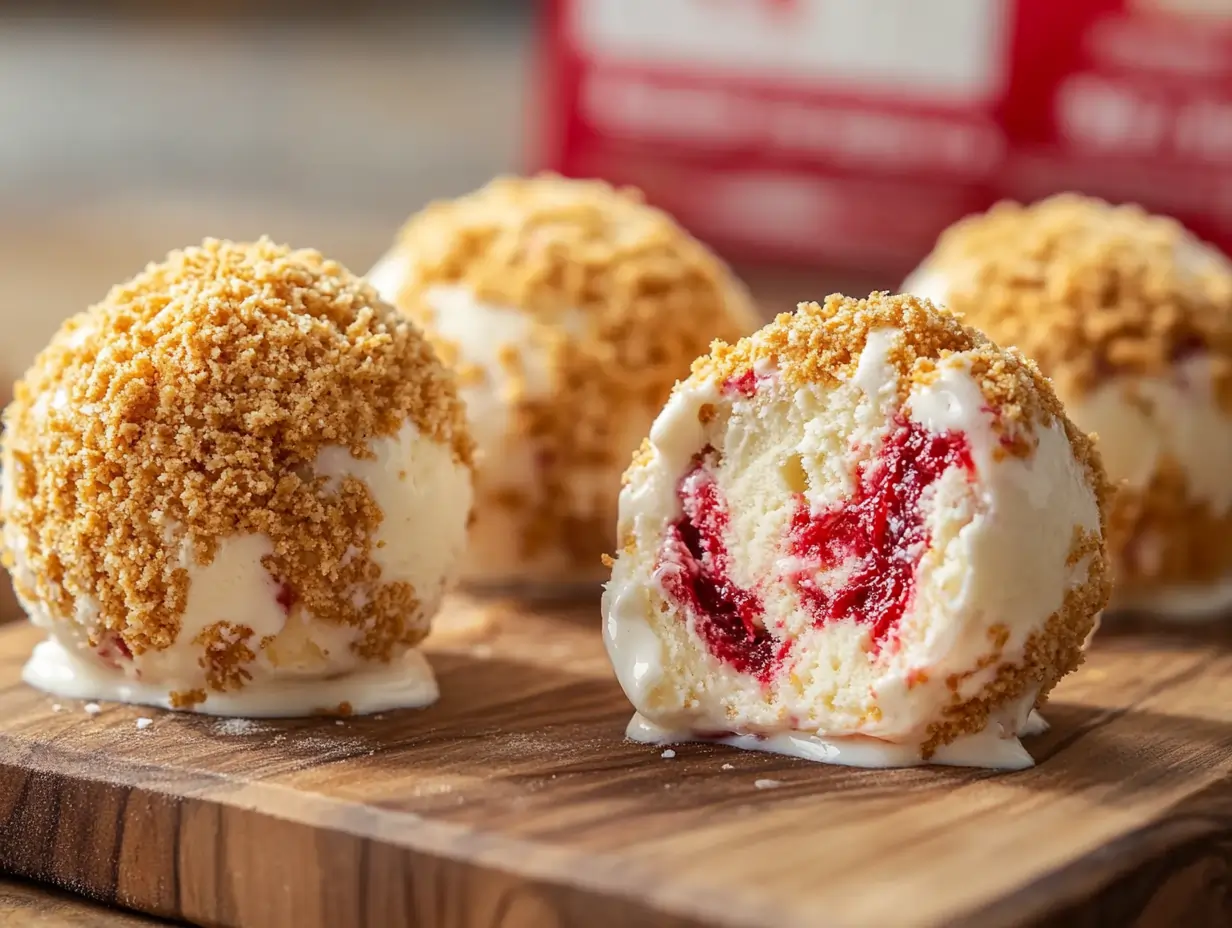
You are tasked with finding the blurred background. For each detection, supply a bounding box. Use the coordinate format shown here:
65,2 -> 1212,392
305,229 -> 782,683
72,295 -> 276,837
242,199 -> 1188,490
0,0 -> 879,409
2,0 -> 1231,621
0,0 -> 532,403
0,0 -> 545,619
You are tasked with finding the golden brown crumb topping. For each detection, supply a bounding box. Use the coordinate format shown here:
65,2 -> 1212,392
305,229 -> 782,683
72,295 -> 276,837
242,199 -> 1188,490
1108,455 -> 1232,595
1,237 -> 473,673
917,194 -> 1232,404
384,174 -> 759,571
196,621 -> 256,692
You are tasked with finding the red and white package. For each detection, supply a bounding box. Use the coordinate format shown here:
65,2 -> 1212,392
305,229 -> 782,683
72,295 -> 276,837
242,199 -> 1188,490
536,0 -> 1232,271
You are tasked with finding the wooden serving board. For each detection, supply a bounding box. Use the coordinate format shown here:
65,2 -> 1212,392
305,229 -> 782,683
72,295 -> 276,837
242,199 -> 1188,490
0,598 -> 1230,928
0,878 -> 166,928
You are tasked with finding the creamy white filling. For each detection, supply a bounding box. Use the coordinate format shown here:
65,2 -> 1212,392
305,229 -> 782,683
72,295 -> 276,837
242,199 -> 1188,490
132,532 -> 289,688
316,418 -> 472,616
900,267 -> 951,310
603,328 -> 1101,768
886,353 -> 1101,730
365,250 -> 409,306
605,377 -> 722,708
1066,364 -> 1232,516
370,256 -> 653,585
369,259 -> 555,487
13,419 -> 468,716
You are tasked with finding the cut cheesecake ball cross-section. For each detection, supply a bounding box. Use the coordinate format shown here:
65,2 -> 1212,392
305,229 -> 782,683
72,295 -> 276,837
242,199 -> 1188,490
602,293 -> 1111,769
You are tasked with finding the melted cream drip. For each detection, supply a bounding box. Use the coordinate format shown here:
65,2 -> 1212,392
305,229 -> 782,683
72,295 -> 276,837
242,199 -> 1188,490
23,637 -> 438,717
626,692 -> 1044,771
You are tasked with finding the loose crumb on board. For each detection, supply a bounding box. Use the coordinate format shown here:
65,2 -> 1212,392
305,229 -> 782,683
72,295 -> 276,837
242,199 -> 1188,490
83,703 -> 101,715
213,718 -> 268,736
136,718 -> 153,731
291,736 -> 369,757
661,749 -> 677,759
721,763 -> 734,770
754,779 -> 782,790
51,704 -> 62,713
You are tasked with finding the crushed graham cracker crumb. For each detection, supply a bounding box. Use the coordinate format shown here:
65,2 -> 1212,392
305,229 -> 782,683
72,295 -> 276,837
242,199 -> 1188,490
312,701 -> 356,718
1,238 -> 474,697
379,174 -> 759,578
624,438 -> 655,487
1109,456 -> 1232,595
195,622 -> 256,692
915,194 -> 1232,404
170,689 -> 206,710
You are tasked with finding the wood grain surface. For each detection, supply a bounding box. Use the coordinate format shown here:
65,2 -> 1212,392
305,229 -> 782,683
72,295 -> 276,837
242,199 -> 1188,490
0,598 -> 1230,928
0,879 -> 170,927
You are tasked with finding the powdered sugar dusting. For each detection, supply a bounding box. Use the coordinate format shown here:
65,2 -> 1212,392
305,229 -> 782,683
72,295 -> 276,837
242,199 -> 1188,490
289,735 -> 369,759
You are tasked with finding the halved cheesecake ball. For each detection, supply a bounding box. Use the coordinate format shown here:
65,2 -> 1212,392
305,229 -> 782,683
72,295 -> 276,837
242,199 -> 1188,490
603,293 -> 1111,769
369,174 -> 759,592
905,195 -> 1232,619
1,238 -> 474,715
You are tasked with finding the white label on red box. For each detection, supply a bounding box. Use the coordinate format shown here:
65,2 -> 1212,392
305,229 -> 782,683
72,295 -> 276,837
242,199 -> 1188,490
539,0 -> 1232,269
569,0 -> 1009,104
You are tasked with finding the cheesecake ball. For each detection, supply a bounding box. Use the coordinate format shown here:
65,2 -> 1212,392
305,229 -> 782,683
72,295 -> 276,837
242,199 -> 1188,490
603,293 -> 1110,769
1,238 -> 475,715
369,175 -> 759,591
905,195 -> 1232,619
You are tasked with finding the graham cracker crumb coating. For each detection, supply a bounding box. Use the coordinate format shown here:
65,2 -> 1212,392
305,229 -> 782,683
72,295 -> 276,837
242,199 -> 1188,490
1,238 -> 474,684
922,193 -> 1232,405
384,173 -> 759,572
1110,456 -> 1232,595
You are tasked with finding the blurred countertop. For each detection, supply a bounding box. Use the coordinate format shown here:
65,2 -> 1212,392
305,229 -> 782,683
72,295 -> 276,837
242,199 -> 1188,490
0,16 -> 531,388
